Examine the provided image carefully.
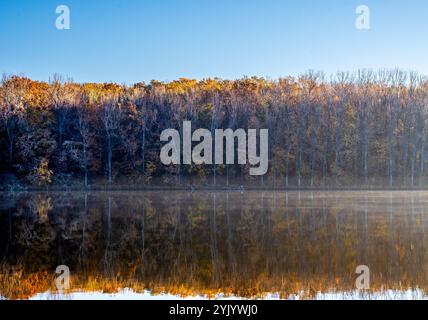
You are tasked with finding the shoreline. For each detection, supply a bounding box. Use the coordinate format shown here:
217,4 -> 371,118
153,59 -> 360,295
3,185 -> 428,192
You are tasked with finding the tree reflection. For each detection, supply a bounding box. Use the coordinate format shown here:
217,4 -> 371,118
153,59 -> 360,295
1,191 -> 428,299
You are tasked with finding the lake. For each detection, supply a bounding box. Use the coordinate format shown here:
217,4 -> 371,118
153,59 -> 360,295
1,191 -> 428,300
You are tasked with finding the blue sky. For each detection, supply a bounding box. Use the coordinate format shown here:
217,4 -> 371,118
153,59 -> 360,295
1,0 -> 428,83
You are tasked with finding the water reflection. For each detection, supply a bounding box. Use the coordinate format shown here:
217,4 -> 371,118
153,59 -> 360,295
1,191 -> 428,299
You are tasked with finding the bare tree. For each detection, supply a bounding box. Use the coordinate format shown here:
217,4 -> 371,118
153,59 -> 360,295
101,98 -> 119,184
0,75 -> 27,169
77,92 -> 91,187
48,74 -> 72,157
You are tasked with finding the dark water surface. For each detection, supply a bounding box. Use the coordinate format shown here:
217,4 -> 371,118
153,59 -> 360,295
1,191 -> 428,299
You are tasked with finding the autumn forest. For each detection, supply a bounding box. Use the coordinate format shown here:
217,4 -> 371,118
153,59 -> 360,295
1,70 -> 428,189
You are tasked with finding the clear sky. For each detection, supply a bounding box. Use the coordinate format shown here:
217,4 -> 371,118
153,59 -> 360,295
1,0 -> 428,83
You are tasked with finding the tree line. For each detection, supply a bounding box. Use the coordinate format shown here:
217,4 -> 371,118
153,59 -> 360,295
1,70 -> 428,188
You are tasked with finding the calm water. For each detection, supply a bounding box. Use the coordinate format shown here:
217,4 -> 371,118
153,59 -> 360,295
1,191 -> 428,299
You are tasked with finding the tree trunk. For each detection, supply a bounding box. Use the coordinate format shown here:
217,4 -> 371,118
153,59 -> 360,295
363,120 -> 369,186
141,128 -> 146,176
6,125 -> 14,169
107,134 -> 112,185
285,142 -> 291,187
83,143 -> 88,187
8,138 -> 13,169
420,135 -> 425,185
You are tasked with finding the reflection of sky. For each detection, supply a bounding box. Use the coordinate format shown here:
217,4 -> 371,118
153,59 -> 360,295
1,0 -> 428,83
22,289 -> 428,300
